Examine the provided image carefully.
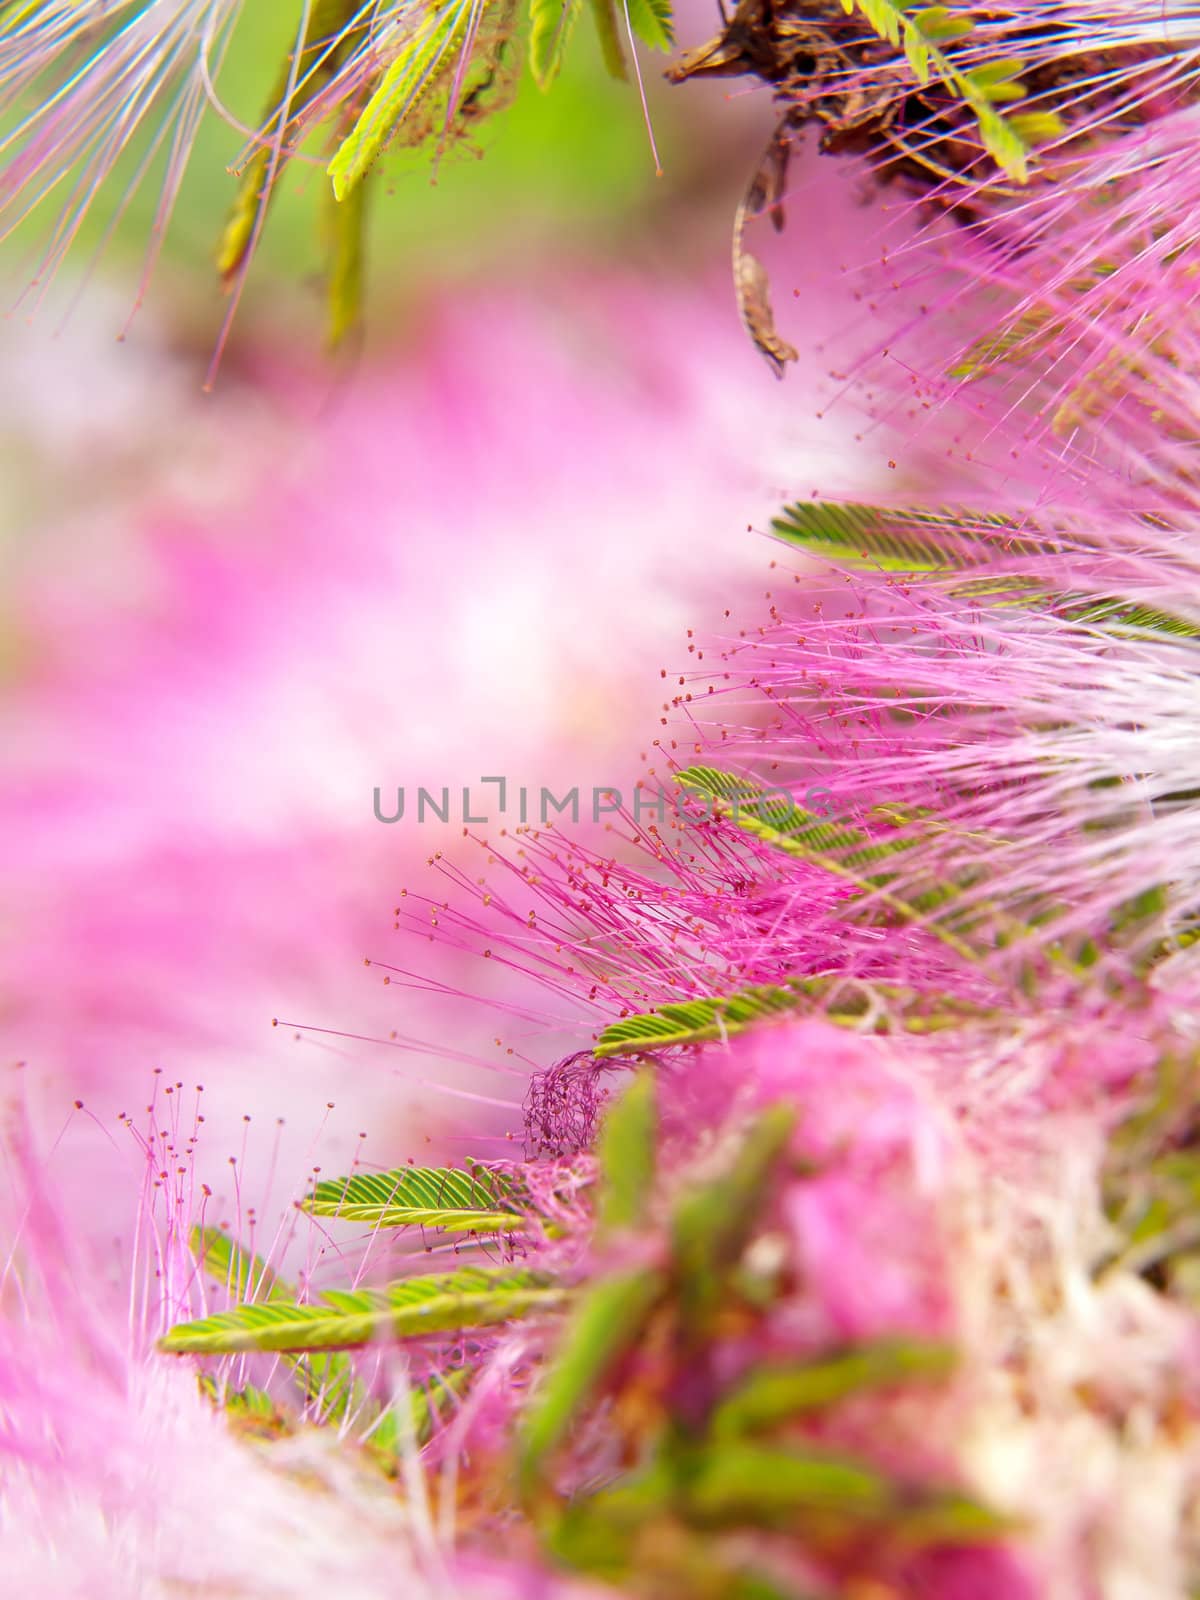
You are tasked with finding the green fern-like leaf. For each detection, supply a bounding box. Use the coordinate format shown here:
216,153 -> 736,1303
624,0 -> 674,51
529,0 -> 583,88
1051,594 -> 1200,641
190,1227 -> 483,1442
404,1363 -> 477,1445
328,0 -> 476,200
192,1226 -> 290,1303
193,1227 -> 360,1416
839,0 -> 1057,181
678,764 -> 953,907
199,1373 -> 290,1436
770,500 -> 1050,572
673,1104 -> 797,1327
949,576 -> 1200,640
161,1266 -> 563,1354
678,764 -> 1146,983
595,982 -> 811,1058
301,1164 -> 529,1233
588,0 -> 627,77
680,1437 -> 1012,1538
948,307 -> 1054,380
355,1363 -> 478,1461
773,505 -> 1199,639
594,975 -> 991,1058
677,766 -> 984,963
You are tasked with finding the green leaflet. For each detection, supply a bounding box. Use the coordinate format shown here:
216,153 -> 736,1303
674,767 -> 1119,976
529,0 -> 584,89
328,0 -> 476,200
709,1340 -> 957,1437
1103,1055 -> 1200,1289
529,0 -> 671,88
678,765 -> 882,861
594,1069 -> 657,1232
772,503 -> 1200,639
198,1373 -> 288,1436
588,0 -> 627,79
217,0 -> 362,279
301,1163 -> 529,1233
949,307 -> 1054,381
623,0 -> 674,51
216,155 -> 269,281
946,575 -> 1200,640
404,1363 -> 477,1445
518,1265 -> 667,1492
681,1439 -> 1012,1540
322,175 -> 369,350
193,1227 -> 368,1427
547,1465 -> 805,1596
517,1095 -> 1008,1585
594,975 -> 991,1058
543,1461 -> 678,1581
161,1265 -> 563,1354
518,1106 -> 797,1497
770,499 -> 1050,573
1047,593 -> 1200,642
197,1353 -> 472,1455
356,1363 -> 477,1461
672,1104 -> 796,1328
190,1222 -> 489,1446
683,1439 -> 893,1524
595,983 -> 806,1057
193,1225 -> 290,1304
546,1440 -> 1008,1583
839,0 -> 1058,181
677,766 -> 981,964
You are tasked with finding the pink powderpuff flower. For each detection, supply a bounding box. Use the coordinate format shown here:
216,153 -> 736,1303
376,62 -> 1200,1592
695,117 -> 1200,1001
486,1016 -> 1197,1597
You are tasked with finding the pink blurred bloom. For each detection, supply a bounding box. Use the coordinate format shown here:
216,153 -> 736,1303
660,1019 -> 958,1343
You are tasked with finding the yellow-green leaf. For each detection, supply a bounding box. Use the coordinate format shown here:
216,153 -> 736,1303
530,0 -> 584,89
328,0 -> 476,200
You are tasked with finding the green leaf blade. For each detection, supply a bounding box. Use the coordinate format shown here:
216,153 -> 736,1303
530,0 -> 584,89
623,0 -> 674,51
588,0 -> 628,78
161,1266 -> 563,1355
328,0 -> 474,200
710,1340 -> 957,1437
302,1164 -> 529,1233
842,0 -> 1040,181
518,1265 -> 667,1491
595,1068 -> 657,1231
191,1226 -> 292,1303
